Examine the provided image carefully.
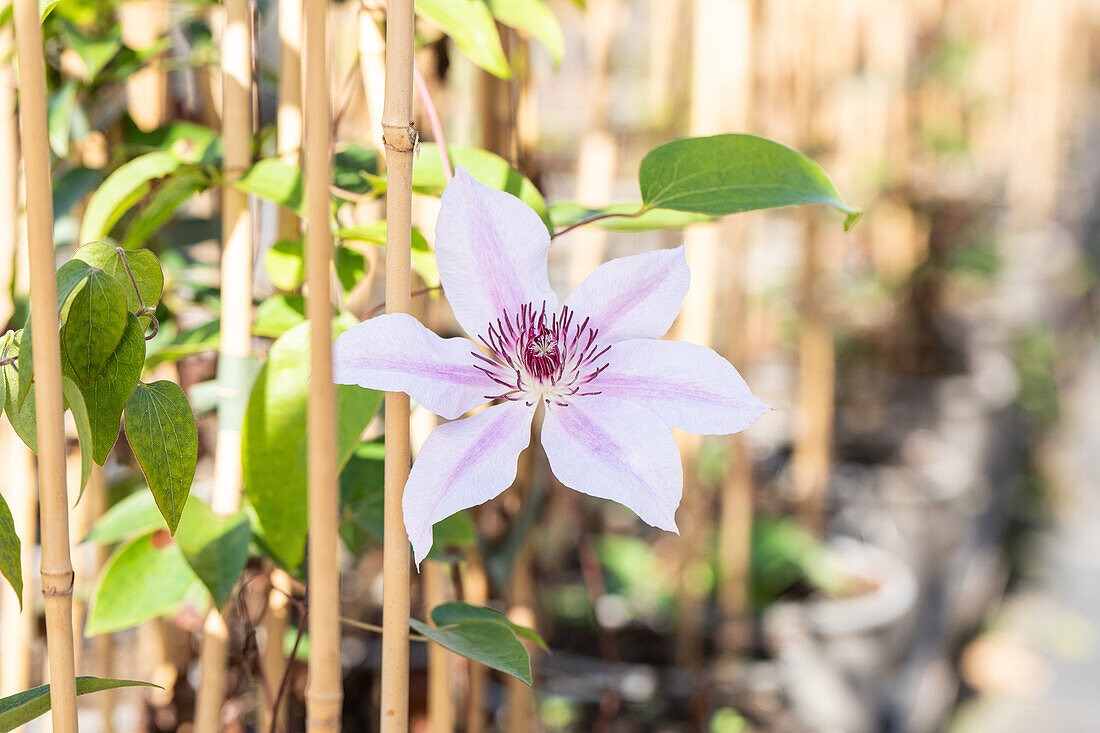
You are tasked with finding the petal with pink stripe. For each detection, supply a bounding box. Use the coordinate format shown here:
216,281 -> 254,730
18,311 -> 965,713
403,400 -> 535,565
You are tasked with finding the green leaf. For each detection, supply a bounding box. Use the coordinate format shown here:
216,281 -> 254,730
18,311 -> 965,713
61,376 -> 94,502
0,491 -> 21,610
85,530 -> 198,635
83,490 -> 165,544
61,268 -> 128,389
549,201 -> 713,232
638,134 -> 861,229
252,295 -> 306,338
339,441 -> 385,555
175,498 -> 250,608
235,159 -> 302,213
336,222 -> 439,288
80,151 -> 181,243
0,677 -> 158,732
124,120 -> 220,165
58,23 -> 123,81
53,167 -> 104,224
124,381 -> 198,534
486,0 -> 563,65
430,601 -> 548,650
335,246 -> 365,295
47,81 -> 77,158
263,238 -> 305,291
39,0 -> 61,21
120,168 -> 208,249
63,314 -> 145,464
3,345 -> 35,454
333,144 -> 380,194
415,0 -> 511,79
410,618 -> 533,685
412,144 -> 550,229
243,321 -> 383,569
73,243 -> 163,312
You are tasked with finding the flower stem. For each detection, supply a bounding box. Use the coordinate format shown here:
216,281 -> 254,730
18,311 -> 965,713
549,208 -> 647,240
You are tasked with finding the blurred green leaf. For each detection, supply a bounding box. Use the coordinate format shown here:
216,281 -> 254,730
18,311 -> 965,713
0,677 -> 158,732
336,222 -> 438,287
61,376 -> 93,502
639,134 -> 861,229
0,491 -> 20,610
124,381 -> 197,534
85,530 -> 198,635
335,246 -> 365,295
175,498 -> 250,608
549,201 -> 712,232
53,167 -> 103,224
243,321 -> 382,569
61,268 -> 128,389
73,243 -> 163,312
333,144 -> 380,194
3,334 -> 36,453
263,238 -> 305,291
59,22 -> 122,81
487,0 -> 563,65
415,0 -> 511,79
410,618 -> 533,685
252,295 -> 306,339
81,151 -> 181,243
47,81 -> 77,158
83,490 -> 165,544
235,159 -> 302,213
124,121 -> 220,165
121,168 -> 208,249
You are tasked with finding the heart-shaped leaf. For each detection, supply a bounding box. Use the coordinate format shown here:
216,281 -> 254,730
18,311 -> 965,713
61,268 -> 128,389
73,243 -> 164,313
410,618 -> 533,685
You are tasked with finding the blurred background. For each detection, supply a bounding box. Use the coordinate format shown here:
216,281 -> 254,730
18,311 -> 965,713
2,0 -> 1100,731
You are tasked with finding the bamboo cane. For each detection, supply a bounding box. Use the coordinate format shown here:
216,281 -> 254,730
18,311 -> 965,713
0,10 -> 16,327
195,0 -> 254,727
12,0 -> 78,727
277,0 -> 303,242
379,0 -> 415,726
422,561 -> 453,732
303,0 -> 342,726
463,547 -> 489,733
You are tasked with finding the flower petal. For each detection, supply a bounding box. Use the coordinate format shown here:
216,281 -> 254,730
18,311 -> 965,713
542,395 -> 681,532
597,339 -> 770,435
403,401 -> 535,565
333,313 -> 489,419
435,167 -> 557,339
563,245 -> 689,343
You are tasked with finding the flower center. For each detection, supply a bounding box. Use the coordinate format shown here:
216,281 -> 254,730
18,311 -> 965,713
471,302 -> 609,407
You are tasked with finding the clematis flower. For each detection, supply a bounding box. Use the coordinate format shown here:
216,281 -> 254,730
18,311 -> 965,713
333,168 -> 769,565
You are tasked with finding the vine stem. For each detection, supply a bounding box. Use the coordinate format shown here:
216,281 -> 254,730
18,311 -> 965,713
303,0 -> 342,722
413,61 -> 452,183
549,209 -> 646,240
380,0 -> 416,726
194,0 -> 254,726
11,0 -> 78,728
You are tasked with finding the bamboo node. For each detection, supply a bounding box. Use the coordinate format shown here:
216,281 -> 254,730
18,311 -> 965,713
40,569 -> 75,596
381,121 -> 419,153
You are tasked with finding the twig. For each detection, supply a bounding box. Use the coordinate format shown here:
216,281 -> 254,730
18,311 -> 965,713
413,61 -> 452,183
363,284 -> 441,319
340,616 -> 429,642
549,209 -> 647,240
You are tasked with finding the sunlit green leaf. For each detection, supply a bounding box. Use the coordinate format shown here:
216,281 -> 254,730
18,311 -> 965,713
0,677 -> 157,732
47,81 -> 77,157
639,134 -> 861,229
549,201 -> 712,232
431,602 -> 548,650
235,159 -> 302,213
80,151 -> 181,243
263,238 -> 305,291
83,490 -> 165,545
487,0 -> 563,65
73,243 -> 163,312
415,0 -> 511,79
252,295 -> 306,338
85,531 -> 198,635
121,168 -> 208,249
124,381 -> 197,534
410,618 -> 533,685
336,222 -> 439,287
0,491 -> 20,610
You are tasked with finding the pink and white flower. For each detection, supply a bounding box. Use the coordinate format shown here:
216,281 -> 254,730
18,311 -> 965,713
334,168 -> 769,565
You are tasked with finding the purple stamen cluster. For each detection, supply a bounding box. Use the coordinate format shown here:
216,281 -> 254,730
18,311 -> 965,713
471,302 -> 611,407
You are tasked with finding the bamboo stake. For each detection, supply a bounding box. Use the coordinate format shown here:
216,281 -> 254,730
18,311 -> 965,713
505,541 -> 537,732
423,561 -> 453,732
303,0 -> 342,725
12,0 -> 78,726
462,548 -> 490,733
195,0 -> 254,726
277,0 -> 303,242
0,9 -> 16,326
380,0 -> 415,725
260,568 -> 292,731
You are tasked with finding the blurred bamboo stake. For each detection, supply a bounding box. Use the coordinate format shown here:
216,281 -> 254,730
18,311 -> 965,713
358,4 -> 387,158
13,0 -> 78,726
568,0 -> 618,288
0,9 -> 16,326
505,540 -> 537,732
304,0 -> 342,724
195,0 -> 254,726
423,561 -> 453,732
463,548 -> 490,733
277,0 -> 303,242
260,568 -> 292,731
380,0 -> 415,726
0,419 -> 37,707
119,0 -> 169,131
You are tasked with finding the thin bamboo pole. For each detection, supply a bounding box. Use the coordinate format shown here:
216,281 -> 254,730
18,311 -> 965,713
462,549 -> 489,733
260,568 -> 292,731
0,8 -> 16,327
379,0 -> 415,726
423,561 -> 453,732
304,0 -> 342,725
277,0 -> 303,242
195,0 -> 254,727
505,541 -> 537,732
12,0 -> 78,726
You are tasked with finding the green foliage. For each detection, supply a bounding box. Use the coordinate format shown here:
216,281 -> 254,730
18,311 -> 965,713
415,0 -> 511,79
252,295 -> 307,338
61,376 -> 94,500
80,151 -> 181,243
73,243 -> 163,313
411,616 -> 534,685
242,321 -> 383,569
175,498 -> 251,608
83,489 -> 165,544
431,602 -> 548,650
263,238 -> 306,291
85,530 -> 199,635
337,223 -> 439,288
60,268 -> 128,389
486,0 -> 563,65
124,381 -> 198,534
639,134 -> 862,229
235,159 -> 302,213
0,491 -> 20,609
0,677 -> 157,732
751,518 -> 857,605
121,167 -> 209,249
550,202 -> 712,232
